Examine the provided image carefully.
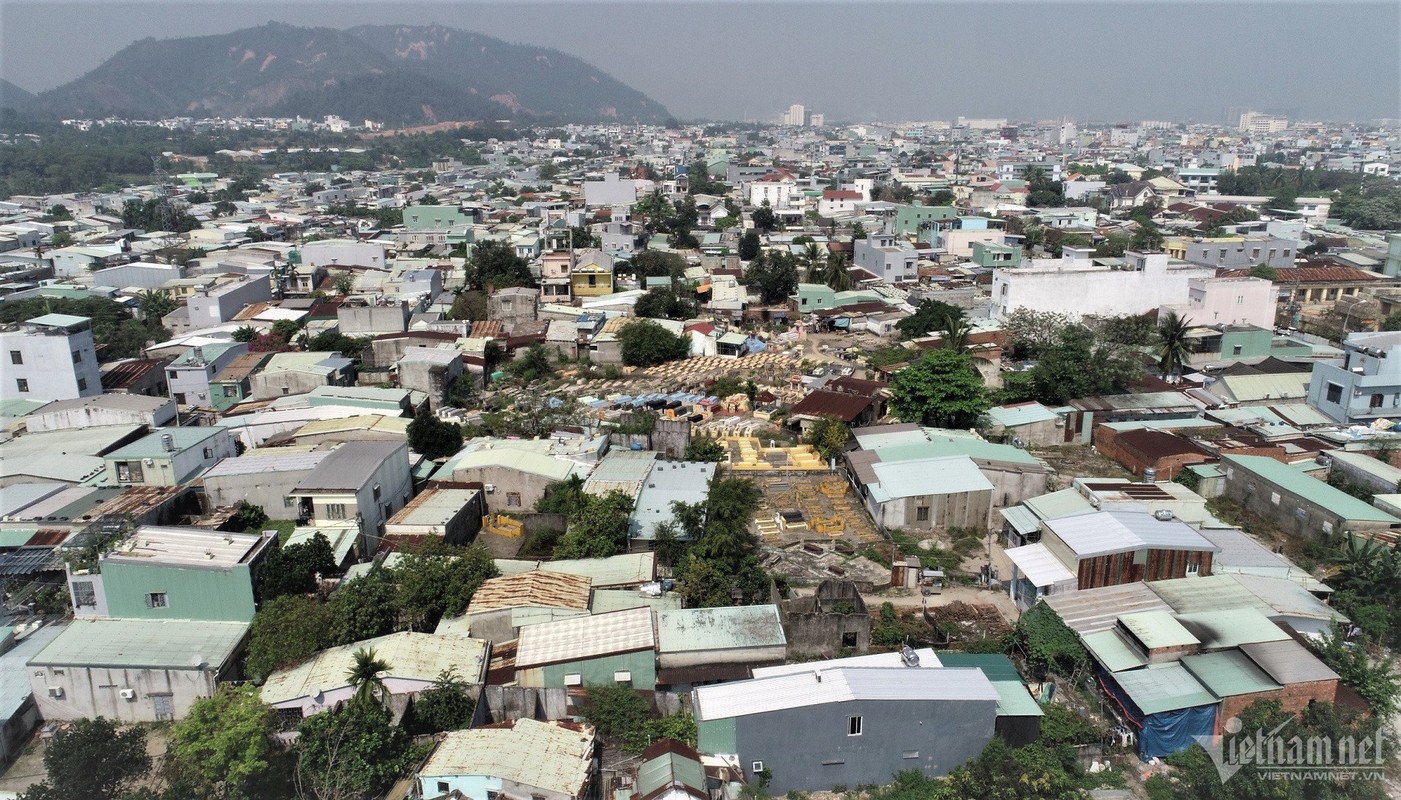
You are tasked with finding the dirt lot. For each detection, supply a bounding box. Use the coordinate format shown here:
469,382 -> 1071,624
1032,444 -> 1134,485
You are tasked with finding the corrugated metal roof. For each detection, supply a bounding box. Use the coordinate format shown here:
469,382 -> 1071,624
1110,664 -> 1217,715
292,440 -> 407,492
468,571 -> 592,614
448,448 -> 580,482
1181,651 -> 1282,697
1118,610 -> 1200,650
1000,505 -> 1042,535
1023,489 -> 1094,521
694,666 -> 998,721
202,449 -> 330,477
1225,455 -> 1401,523
934,653 -> 1024,682
514,607 -> 655,668
1239,639 -> 1340,685
1082,629 -> 1148,672
991,680 -> 1045,717
1005,543 -> 1077,587
1214,373 -> 1309,403
877,435 -> 1042,467
0,623 -> 63,719
870,456 -> 992,500
1230,574 -> 1342,622
418,719 -> 595,794
636,741 -> 707,800
656,605 -> 785,654
588,589 -> 684,615
1197,528 -> 1294,572
1328,450 -> 1401,484
1147,574 -> 1271,614
261,631 -> 488,705
631,461 -> 716,540
985,402 -> 1057,428
751,648 -> 942,678
1045,510 -> 1217,558
1175,608 -> 1291,650
582,449 -> 657,497
1044,583 -> 1173,635
30,619 -> 248,670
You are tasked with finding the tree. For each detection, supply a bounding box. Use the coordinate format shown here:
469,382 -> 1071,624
410,668 -> 476,734
229,499 -> 269,531
1013,603 -> 1088,680
231,325 -> 259,342
270,318 -> 301,342
467,239 -> 533,289
331,273 -> 356,295
684,438 -> 727,462
393,540 -> 499,631
1156,311 -> 1194,381
246,594 -> 335,681
675,552 -> 770,607
1021,324 -> 1143,405
295,702 -> 417,800
1129,218 -> 1164,251
135,288 -> 176,320
896,299 -> 965,340
889,348 -> 990,428
407,403 -> 463,460
537,474 -> 588,517
936,740 -> 1089,800
804,416 -> 851,461
347,647 -> 391,709
1383,312 -> 1401,332
49,230 -> 74,247
327,568 -> 400,645
738,229 -> 761,261
745,250 -> 798,305
618,319 -> 690,367
1314,624 -> 1401,717
553,490 -> 635,559
634,287 -> 697,320
258,533 -> 336,600
167,685 -> 277,800
582,684 -> 655,753
630,250 -> 688,280
752,200 -> 777,232
695,477 -> 762,562
510,343 -> 556,383
19,717 -> 149,800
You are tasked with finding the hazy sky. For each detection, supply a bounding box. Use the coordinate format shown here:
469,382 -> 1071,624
2,1 -> 1397,123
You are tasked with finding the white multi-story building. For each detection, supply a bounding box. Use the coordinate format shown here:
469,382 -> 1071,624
1,314 -> 103,402
990,250 -> 1216,321
783,104 -> 807,126
749,171 -> 799,210
187,275 -> 274,328
1239,111 -> 1289,136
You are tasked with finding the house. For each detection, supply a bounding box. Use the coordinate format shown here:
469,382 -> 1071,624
201,447 -> 333,519
396,347 -> 463,410
67,525 -> 275,622
1164,236 -> 1298,271
1091,428 -> 1214,480
817,189 -> 864,218
248,351 -> 355,400
514,607 -> 657,689
748,171 -> 798,209
1004,510 -> 1219,610
166,342 -> 251,408
0,623 -> 63,769
187,275 -> 273,328
629,461 -> 716,551
991,250 -> 1216,322
415,719 -> 597,800
443,447 -> 587,512
208,351 -> 273,410
100,357 -> 173,398
787,390 -> 880,433
655,605 -> 787,689
488,287 -> 540,327
299,239 -> 386,271
1104,181 -> 1157,211
383,486 -> 485,547
860,456 -> 994,530
460,571 -> 592,643
104,426 -> 237,486
848,427 -> 1049,510
28,618 -> 249,722
853,232 -> 919,284
0,314 -> 103,402
1168,276 -> 1276,330
1308,331 -> 1401,424
338,301 -> 413,337
24,394 -> 176,433
1219,454 -> 1401,542
630,740 -> 708,800
780,580 -> 872,656
260,631 -> 489,720
693,665 -> 999,793
570,250 -> 615,297
980,402 -> 1062,448
287,440 -> 414,553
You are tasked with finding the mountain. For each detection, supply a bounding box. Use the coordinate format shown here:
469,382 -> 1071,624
1,80 -> 36,111
347,24 -> 667,123
28,22 -> 670,125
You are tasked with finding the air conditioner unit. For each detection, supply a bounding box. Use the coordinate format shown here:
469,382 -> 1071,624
484,484 -> 496,494
46,687 -> 63,698
119,689 -> 136,700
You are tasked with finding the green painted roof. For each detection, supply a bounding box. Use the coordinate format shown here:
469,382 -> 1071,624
936,652 -> 1022,682
636,746 -> 706,797
656,605 -> 785,653
1111,663 -> 1217,715
1082,629 -> 1148,672
1024,488 -> 1094,520
1181,651 -> 1282,698
1174,608 -> 1291,650
875,437 -> 1040,467
30,619 -> 248,669
1118,610 -> 1200,650
1223,455 -> 1401,523
991,681 -> 1045,717
105,426 -> 226,459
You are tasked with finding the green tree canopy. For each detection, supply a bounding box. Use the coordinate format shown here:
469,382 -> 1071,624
410,667 -> 476,734
1156,311 -> 1194,380
295,702 -> 419,800
553,490 -> 635,559
509,343 -> 556,383
889,348 -> 990,428
407,403 -> 464,460
634,286 -> 698,320
19,717 -> 149,800
618,319 -> 690,367
246,594 -> 335,682
392,540 -> 499,631
745,250 -> 798,305
167,685 -> 277,800
467,239 -> 534,289
327,567 -> 400,645
683,438 -> 727,462
804,416 -> 851,461
896,299 -> 966,340
738,229 -> 761,260
257,532 -> 336,601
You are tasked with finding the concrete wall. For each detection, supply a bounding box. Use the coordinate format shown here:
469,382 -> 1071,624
450,466 -> 558,513
873,488 -> 993,531
991,255 -> 1216,322
339,303 -> 411,336
726,696 -> 997,793
1221,462 -> 1399,541
204,468 -> 317,518
188,277 -> 273,327
25,399 -> 176,432
0,325 -> 102,402
30,663 -> 225,722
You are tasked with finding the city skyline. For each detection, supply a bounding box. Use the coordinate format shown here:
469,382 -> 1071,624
2,1 -> 1397,124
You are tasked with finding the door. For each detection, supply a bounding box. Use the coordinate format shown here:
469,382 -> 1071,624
151,694 -> 174,721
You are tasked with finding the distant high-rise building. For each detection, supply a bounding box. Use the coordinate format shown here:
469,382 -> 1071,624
783,104 -> 807,126
808,113 -> 824,127
1239,110 -> 1289,136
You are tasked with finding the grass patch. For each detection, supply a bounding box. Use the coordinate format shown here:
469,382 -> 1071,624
265,520 -> 297,545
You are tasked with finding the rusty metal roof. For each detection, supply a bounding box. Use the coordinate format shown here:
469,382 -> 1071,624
468,571 -> 593,614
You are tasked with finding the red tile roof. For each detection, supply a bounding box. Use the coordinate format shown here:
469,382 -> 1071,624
1216,266 -> 1383,283
822,190 -> 863,200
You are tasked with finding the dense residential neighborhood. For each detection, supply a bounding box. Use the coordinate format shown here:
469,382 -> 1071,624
0,9 -> 1400,800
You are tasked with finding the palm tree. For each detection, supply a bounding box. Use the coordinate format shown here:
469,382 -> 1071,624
822,252 -> 852,292
346,647 -> 391,709
1156,312 -> 1194,381
800,242 -> 823,282
941,317 -> 972,354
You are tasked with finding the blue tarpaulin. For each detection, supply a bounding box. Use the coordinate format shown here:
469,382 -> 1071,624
1100,672 -> 1217,761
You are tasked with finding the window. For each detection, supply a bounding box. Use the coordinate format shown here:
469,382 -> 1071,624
146,592 -> 169,609
71,581 -> 97,608
77,378 -> 87,392
1270,492 -> 1281,506
1326,383 -> 1343,403
203,447 -> 214,459
842,631 -> 858,647
15,379 -> 28,393
751,762 -> 764,774
326,503 -> 347,519
915,506 -> 930,522
506,492 -> 522,508
72,349 -> 82,363
1187,561 -> 1200,575
1232,345 -> 1243,356
613,670 -> 632,684
563,673 -> 582,686
902,750 -> 920,759
222,385 -> 237,398
1372,394 -> 1385,410
437,782 -> 449,795
8,351 -> 20,365
284,496 -> 297,508
281,387 -> 290,395
848,715 -> 863,736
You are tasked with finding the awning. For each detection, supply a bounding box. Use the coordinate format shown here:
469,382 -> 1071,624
1006,543 -> 1076,587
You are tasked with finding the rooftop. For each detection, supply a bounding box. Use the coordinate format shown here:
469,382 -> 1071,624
418,719 -> 595,795
104,526 -> 270,570
1180,650 -> 1282,698
1043,510 -> 1219,558
105,426 -> 226,460
631,461 -> 716,540
1109,663 -> 1217,715
386,487 -> 481,528
468,571 -> 593,614
515,607 -> 656,668
261,631 -> 489,704
694,666 -> 998,721
655,605 -> 785,654
1223,455 -> 1400,523
29,618 -> 248,670
1118,610 -> 1200,650
869,455 -> 992,502
292,440 -> 405,493
201,448 -> 330,478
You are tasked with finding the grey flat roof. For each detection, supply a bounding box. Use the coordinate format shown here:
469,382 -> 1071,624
292,440 -> 404,492
29,619 -> 248,670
